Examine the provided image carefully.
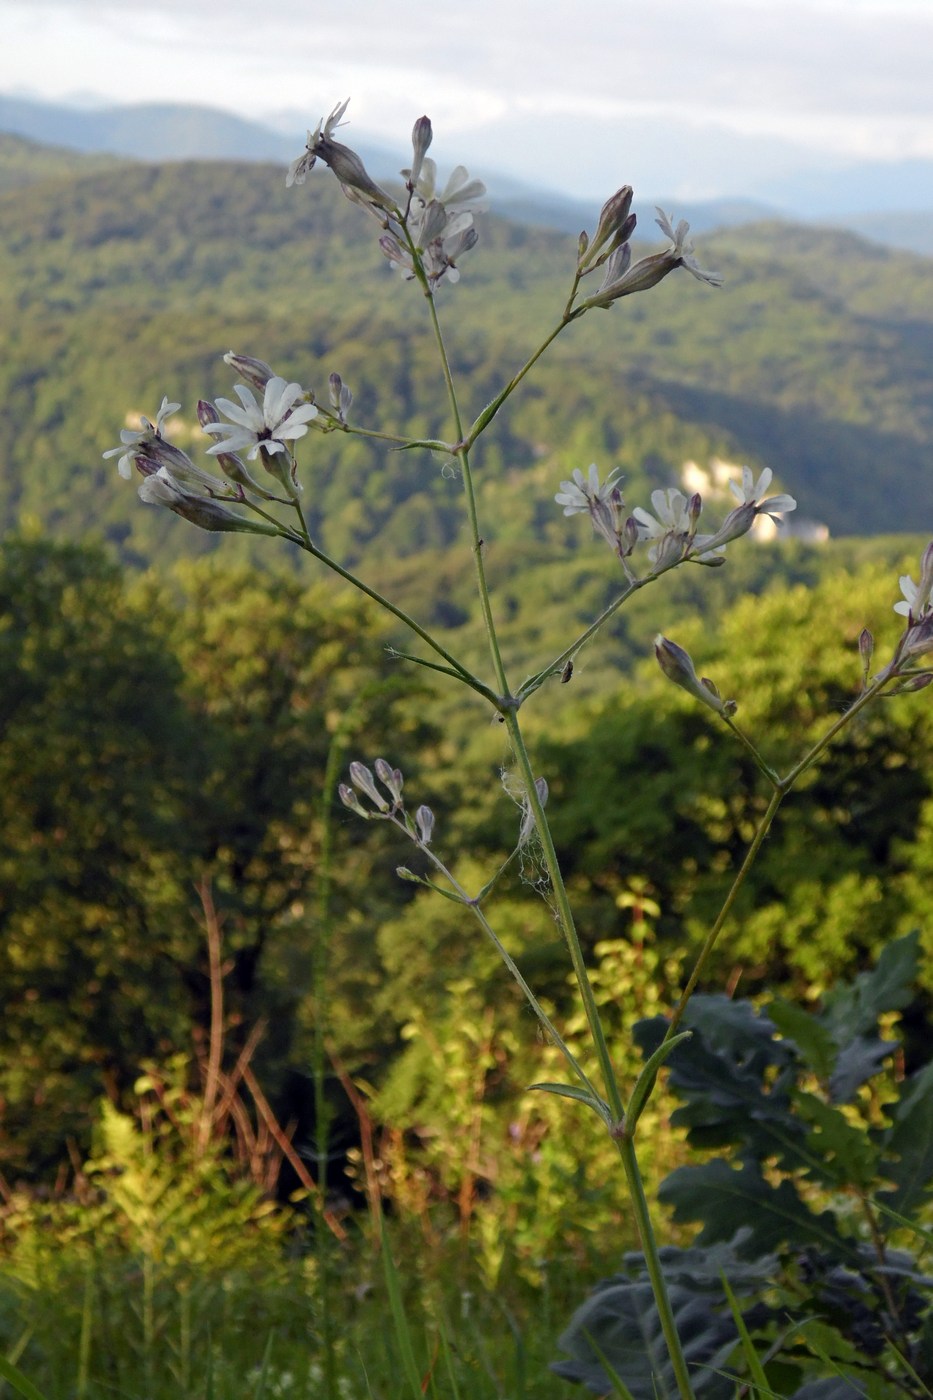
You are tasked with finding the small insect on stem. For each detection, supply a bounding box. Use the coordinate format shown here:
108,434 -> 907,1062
561,660 -> 574,683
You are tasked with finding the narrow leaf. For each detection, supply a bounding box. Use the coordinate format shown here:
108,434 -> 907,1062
528,1081 -> 610,1118
625,1031 -> 693,1132
720,1272 -> 770,1394
0,1356 -> 50,1400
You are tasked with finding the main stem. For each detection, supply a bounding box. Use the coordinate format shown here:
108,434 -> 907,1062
422,289 -> 697,1400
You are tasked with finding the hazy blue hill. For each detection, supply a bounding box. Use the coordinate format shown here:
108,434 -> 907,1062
0,131 -> 121,192
4,94 -> 932,251
0,155 -> 931,571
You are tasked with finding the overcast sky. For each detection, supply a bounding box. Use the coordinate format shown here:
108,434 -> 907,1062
3,0 -> 932,200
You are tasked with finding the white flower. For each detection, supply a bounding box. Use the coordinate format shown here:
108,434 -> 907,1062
286,100 -> 350,187
580,209 -> 721,308
728,465 -> 796,518
203,378 -> 318,462
383,157 -> 486,288
103,397 -> 180,479
632,488 -> 693,541
894,541 -> 933,619
655,209 -> 723,288
555,463 -> 624,516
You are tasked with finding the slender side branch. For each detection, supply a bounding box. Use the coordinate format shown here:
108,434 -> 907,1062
289,526 -> 488,697
464,311 -> 583,449
417,844 -> 605,1111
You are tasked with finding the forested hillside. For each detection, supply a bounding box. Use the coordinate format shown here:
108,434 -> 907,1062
0,150 -> 931,578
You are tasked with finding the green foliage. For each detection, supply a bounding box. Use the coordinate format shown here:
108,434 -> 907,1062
0,534 -> 426,1175
368,930 -> 686,1286
1,156 -> 932,573
555,934 -> 933,1397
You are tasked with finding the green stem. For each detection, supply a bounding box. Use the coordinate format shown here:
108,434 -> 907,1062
667,787 -> 785,1043
463,312 -> 582,448
666,670 -> 892,1045
423,291 -> 511,696
518,575 -> 649,700
614,1132 -> 698,1400
416,841 -> 604,1110
505,709 -> 624,1116
780,672 -> 888,787
412,220 -> 695,1400
287,508 -> 488,697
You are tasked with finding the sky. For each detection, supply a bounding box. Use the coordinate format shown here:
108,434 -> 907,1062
3,0 -> 932,202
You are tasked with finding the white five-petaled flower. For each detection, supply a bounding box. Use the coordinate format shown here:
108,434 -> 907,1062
202,378 -> 318,462
895,542 -> 933,619
103,397 -> 180,479
383,156 -> 486,288
728,465 -> 797,518
555,463 -> 624,516
632,488 -> 694,541
286,100 -> 350,187
655,209 -> 723,288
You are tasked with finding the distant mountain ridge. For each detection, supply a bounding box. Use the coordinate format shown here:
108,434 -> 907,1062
2,93 -> 932,255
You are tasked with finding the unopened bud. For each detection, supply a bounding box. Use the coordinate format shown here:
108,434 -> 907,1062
374,758 -> 404,805
655,636 -> 726,713
328,373 -> 353,418
898,672 -> 933,693
415,805 -> 435,845
137,472 -> 279,536
339,784 -> 369,819
859,628 -> 874,681
348,761 -> 389,811
579,186 -> 635,273
223,352 -> 276,390
409,116 -> 433,187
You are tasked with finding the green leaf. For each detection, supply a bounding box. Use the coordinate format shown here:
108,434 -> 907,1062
660,1160 -> 857,1262
877,1060 -> 933,1216
720,1272 -> 770,1394
552,1276 -> 738,1400
635,1012 -> 807,1171
768,999 -> 838,1082
821,932 -> 919,1045
828,1036 -> 896,1103
625,1031 -> 693,1132
528,1082 -> 611,1119
0,1354 -> 51,1400
792,1091 -> 882,1191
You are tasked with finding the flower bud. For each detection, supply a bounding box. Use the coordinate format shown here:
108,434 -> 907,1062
349,761 -> 389,811
223,352 -> 276,391
859,628 -> 874,681
374,758 -> 404,805
578,186 -> 635,274
328,373 -> 353,419
415,805 -> 435,845
137,471 -> 279,535
339,783 -> 369,819
408,116 -> 433,188
655,636 -> 726,713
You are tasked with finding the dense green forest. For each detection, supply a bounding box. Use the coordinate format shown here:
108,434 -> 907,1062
3,132 -> 933,1396
0,141 -> 931,576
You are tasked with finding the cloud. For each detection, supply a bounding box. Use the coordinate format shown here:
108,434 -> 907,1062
3,0 -> 931,196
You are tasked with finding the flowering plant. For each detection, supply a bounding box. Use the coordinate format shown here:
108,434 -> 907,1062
106,102 -> 932,1398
